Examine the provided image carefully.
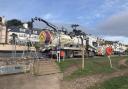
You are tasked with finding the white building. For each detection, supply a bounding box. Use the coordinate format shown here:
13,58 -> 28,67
112,42 -> 127,53
0,16 -> 7,43
8,26 -> 41,45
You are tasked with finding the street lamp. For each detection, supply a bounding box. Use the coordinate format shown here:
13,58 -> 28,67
57,30 -> 61,62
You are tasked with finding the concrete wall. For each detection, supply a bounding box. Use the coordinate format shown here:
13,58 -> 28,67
0,44 -> 35,51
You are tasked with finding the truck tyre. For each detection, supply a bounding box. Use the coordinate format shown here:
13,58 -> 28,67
69,53 -> 73,58
89,51 -> 95,57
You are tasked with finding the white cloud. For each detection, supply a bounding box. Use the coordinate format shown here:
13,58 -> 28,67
40,13 -> 64,24
43,13 -> 53,20
103,35 -> 128,44
77,16 -> 84,20
97,10 -> 128,36
93,0 -> 119,17
95,13 -> 103,18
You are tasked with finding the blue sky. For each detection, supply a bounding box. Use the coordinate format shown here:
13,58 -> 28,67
1,0 -> 128,44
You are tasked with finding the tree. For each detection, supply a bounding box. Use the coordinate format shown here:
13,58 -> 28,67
68,32 -> 75,38
10,33 -> 18,44
71,24 -> 83,36
77,30 -> 82,36
71,24 -> 79,30
34,42 -> 40,51
73,29 -> 77,35
6,19 -> 23,28
27,21 -> 33,29
71,24 -> 87,69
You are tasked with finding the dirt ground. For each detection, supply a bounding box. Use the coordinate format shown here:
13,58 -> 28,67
61,69 -> 128,89
0,73 -> 62,89
0,59 -> 127,89
0,59 -> 63,89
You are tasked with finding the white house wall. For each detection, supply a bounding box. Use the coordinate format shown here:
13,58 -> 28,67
8,31 -> 39,43
0,25 -> 6,43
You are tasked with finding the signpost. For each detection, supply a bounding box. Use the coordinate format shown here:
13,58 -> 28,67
106,46 -> 113,68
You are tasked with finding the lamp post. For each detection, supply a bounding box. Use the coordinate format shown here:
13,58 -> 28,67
57,30 -> 61,62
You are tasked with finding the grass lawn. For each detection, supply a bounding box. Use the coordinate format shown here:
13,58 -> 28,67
57,56 -> 128,79
56,59 -> 81,72
88,75 -> 128,89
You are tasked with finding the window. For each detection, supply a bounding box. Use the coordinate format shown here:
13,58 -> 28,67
92,42 -> 98,47
19,34 -> 24,37
33,31 -> 37,34
24,34 -> 27,37
19,28 -> 26,32
34,36 -> 37,38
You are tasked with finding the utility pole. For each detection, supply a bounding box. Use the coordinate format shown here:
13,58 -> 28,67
57,30 -> 61,62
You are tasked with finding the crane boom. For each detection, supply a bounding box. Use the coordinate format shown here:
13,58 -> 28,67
33,17 -> 57,31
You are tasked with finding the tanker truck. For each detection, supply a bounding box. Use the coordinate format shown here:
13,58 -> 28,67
32,17 -> 99,58
39,30 -> 99,58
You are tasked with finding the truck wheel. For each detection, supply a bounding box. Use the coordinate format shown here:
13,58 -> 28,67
89,51 -> 95,57
65,51 -> 73,58
69,53 -> 73,58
